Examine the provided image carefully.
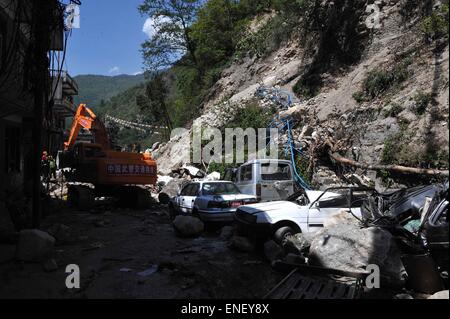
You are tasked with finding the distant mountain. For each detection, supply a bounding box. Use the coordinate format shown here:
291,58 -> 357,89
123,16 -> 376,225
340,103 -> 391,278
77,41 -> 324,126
73,73 -> 146,110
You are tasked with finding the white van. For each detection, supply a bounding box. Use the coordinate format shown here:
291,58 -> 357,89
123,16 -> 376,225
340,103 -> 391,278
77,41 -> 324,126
224,159 -> 296,202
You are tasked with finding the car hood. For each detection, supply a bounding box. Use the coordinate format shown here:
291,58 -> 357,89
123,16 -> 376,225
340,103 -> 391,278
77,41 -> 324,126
238,201 -> 301,215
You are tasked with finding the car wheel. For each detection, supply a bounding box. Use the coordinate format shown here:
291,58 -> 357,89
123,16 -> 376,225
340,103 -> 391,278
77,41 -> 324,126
274,226 -> 298,246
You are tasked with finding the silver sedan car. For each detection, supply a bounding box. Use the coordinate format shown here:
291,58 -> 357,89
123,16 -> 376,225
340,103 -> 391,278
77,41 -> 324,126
169,181 -> 257,223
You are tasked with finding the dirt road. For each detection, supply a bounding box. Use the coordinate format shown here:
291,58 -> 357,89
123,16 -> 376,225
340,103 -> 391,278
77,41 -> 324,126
0,201 -> 281,299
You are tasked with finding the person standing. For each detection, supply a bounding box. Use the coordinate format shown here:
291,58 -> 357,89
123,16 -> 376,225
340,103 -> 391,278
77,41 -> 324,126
41,151 -> 49,181
48,155 -> 57,180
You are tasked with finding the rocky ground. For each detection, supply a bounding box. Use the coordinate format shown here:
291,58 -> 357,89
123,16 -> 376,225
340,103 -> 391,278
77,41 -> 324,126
0,199 -> 281,299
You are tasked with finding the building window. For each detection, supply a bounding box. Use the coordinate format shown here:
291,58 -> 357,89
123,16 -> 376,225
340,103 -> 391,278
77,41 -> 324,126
4,126 -> 21,173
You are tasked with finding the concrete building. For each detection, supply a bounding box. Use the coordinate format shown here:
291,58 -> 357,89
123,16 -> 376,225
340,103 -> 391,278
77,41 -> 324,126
0,0 -> 75,229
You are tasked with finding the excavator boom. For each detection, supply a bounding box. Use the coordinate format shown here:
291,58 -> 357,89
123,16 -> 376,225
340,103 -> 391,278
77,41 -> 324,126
65,104 -> 110,150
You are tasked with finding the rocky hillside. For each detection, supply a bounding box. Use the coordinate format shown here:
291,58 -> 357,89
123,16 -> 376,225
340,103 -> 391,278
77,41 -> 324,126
155,1 -> 449,190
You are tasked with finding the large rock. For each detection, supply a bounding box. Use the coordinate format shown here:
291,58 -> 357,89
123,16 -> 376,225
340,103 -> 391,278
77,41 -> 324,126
16,229 -> 55,262
159,178 -> 186,204
428,290 -> 449,299
308,212 -> 406,287
229,236 -> 255,252
173,216 -> 204,237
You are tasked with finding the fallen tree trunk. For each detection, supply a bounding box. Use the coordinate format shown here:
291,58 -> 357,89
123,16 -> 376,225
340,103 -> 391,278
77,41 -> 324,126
329,152 -> 449,177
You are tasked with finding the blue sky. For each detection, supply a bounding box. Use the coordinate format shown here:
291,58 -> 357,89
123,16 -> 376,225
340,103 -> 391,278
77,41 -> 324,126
66,0 -> 151,76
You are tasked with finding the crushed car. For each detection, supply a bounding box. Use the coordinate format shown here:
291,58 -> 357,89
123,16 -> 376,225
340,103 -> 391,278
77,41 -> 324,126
169,181 -> 257,223
234,187 -> 374,244
361,181 -> 449,294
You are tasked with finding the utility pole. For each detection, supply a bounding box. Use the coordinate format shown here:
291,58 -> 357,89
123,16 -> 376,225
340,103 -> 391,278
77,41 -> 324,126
31,0 -> 53,227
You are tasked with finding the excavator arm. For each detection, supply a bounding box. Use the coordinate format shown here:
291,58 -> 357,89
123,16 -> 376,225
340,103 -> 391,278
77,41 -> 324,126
64,104 -> 111,151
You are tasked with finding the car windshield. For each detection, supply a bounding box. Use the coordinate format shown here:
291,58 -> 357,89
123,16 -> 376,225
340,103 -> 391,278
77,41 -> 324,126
261,163 -> 292,181
202,183 -> 241,195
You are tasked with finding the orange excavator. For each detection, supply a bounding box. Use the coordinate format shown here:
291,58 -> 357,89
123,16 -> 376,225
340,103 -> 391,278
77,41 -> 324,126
59,104 -> 157,210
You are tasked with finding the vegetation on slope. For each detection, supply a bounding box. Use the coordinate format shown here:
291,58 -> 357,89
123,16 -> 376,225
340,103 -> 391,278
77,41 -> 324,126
73,73 -> 145,110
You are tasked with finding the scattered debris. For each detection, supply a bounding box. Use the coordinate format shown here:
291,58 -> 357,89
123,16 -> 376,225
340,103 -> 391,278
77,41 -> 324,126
119,268 -> 133,273
137,265 -> 158,277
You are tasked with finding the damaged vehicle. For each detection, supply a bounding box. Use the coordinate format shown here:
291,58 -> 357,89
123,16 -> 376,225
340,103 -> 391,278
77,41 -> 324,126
234,187 -> 373,244
361,181 -> 449,293
169,181 -> 257,223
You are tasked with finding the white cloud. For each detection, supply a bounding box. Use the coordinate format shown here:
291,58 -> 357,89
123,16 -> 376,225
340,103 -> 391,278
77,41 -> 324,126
132,71 -> 144,76
143,17 -> 157,38
142,16 -> 173,38
108,66 -> 120,75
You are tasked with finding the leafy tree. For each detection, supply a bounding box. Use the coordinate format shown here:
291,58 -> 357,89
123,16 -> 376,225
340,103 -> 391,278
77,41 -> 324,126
139,0 -> 203,70
136,73 -> 173,139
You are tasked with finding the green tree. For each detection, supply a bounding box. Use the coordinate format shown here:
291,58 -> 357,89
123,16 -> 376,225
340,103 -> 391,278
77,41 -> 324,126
139,0 -> 203,69
136,73 -> 173,139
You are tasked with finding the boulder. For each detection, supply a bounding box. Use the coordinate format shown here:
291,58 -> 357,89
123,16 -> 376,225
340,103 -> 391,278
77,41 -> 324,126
308,212 -> 406,287
264,240 -> 284,262
220,226 -> 235,240
428,290 -> 449,299
159,178 -> 186,204
229,236 -> 255,252
16,229 -> 55,262
173,216 -> 204,237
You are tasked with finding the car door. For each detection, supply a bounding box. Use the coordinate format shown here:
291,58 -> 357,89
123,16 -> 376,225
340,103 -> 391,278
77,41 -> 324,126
183,183 -> 200,214
307,190 -> 351,232
237,164 -> 255,197
178,184 -> 194,214
260,162 -> 295,201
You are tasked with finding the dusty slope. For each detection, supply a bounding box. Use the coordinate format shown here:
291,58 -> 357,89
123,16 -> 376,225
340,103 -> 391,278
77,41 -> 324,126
156,2 -> 449,189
